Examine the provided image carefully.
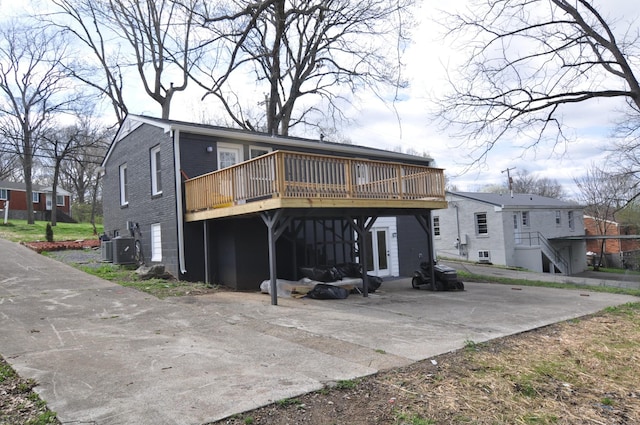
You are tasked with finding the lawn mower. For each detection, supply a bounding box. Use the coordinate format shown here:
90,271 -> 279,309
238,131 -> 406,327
411,260 -> 464,291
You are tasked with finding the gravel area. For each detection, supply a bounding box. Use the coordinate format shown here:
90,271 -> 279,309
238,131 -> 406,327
46,248 -> 106,269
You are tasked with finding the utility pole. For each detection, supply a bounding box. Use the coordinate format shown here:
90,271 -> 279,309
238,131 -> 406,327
501,167 -> 516,197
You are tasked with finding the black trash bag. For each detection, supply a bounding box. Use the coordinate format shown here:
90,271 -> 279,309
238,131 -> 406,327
335,262 -> 362,278
306,283 -> 349,300
351,275 -> 383,294
299,266 -> 341,282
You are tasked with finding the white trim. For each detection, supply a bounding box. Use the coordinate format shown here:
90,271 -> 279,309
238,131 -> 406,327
0,188 -> 7,200
119,163 -> 128,206
56,194 -> 65,206
32,192 -> 39,203
150,145 -> 162,195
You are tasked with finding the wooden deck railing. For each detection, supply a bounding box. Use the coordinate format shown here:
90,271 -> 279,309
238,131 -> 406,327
184,150 -> 445,213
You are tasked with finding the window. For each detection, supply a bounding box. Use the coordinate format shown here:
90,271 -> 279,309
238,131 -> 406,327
475,212 -> 488,235
433,216 -> 440,237
32,192 -> 39,203
150,145 -> 162,195
119,163 -> 128,206
521,211 -> 529,227
150,223 -> 162,262
56,195 -> 64,206
0,189 -> 6,200
568,211 -> 575,230
555,210 -> 561,226
250,146 -> 271,159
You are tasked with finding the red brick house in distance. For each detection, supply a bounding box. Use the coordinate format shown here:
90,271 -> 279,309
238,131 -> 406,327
0,180 -> 73,222
584,215 -> 640,269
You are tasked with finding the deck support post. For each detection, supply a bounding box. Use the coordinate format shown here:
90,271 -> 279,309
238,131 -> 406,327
261,210 -> 291,305
350,215 -> 377,297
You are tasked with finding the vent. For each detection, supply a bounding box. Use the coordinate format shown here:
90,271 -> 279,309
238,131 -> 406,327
478,250 -> 491,264
101,240 -> 113,262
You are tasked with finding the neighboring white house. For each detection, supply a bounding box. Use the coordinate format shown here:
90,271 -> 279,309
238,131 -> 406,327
433,192 -> 587,275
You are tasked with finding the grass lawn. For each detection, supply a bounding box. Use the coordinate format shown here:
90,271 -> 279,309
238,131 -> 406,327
0,219 -> 102,242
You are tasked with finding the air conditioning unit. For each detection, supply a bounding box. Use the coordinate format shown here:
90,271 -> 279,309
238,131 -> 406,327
112,236 -> 136,265
478,250 -> 491,264
101,240 -> 113,262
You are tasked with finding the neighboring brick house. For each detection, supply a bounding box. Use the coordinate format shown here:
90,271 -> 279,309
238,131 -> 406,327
584,215 -> 640,269
0,180 -> 72,222
101,115 -> 448,294
432,192 -> 587,275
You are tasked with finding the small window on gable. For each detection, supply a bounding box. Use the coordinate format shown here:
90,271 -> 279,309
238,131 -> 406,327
119,163 -> 128,206
555,210 -> 561,226
56,195 -> 64,206
0,189 -> 7,200
150,145 -> 162,196
433,216 -> 440,237
32,192 -> 39,203
475,212 -> 488,235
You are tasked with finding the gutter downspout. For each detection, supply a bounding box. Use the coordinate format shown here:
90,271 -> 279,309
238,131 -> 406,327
173,129 -> 187,275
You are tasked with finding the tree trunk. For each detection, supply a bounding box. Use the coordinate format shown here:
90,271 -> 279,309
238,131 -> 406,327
51,158 -> 62,226
267,0 -> 285,135
23,128 -> 35,225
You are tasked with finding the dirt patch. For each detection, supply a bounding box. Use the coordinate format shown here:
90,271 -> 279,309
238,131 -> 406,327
22,239 -> 101,253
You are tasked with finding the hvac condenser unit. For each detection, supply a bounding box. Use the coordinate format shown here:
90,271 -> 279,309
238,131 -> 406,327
101,240 -> 113,262
478,250 -> 491,264
112,236 -> 136,265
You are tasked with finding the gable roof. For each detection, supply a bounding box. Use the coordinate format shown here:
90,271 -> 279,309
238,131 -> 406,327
103,114 -> 437,168
448,191 -> 581,209
0,180 -> 71,195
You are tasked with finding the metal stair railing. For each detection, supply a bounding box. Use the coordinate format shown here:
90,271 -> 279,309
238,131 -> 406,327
517,232 -> 570,274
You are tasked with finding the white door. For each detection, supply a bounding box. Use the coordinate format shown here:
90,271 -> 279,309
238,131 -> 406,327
365,227 -> 390,277
513,213 -> 522,244
217,144 -> 242,169
45,194 -> 52,211
217,143 -> 244,201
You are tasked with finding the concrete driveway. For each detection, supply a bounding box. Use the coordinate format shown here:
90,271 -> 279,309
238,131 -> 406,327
0,237 -> 636,425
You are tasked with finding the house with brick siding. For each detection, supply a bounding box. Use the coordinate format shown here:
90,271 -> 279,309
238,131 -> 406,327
432,192 -> 587,275
101,115 -> 448,296
584,215 -> 640,269
0,180 -> 72,222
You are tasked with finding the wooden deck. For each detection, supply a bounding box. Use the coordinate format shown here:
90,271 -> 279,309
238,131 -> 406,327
184,150 -> 447,221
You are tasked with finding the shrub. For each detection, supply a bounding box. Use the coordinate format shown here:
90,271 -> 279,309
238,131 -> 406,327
45,223 -> 54,242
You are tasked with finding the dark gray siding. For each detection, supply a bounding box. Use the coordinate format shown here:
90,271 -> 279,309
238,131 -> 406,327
397,215 -> 430,276
103,124 -> 180,277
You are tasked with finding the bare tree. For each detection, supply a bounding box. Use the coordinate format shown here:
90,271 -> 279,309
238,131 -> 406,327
511,169 -> 565,199
0,139 -> 19,180
47,0 -> 129,125
196,0 -> 414,135
438,0 -> 640,164
575,164 -> 634,269
0,22 -> 78,224
480,169 -> 565,198
41,115 -> 109,226
48,0 -> 200,121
